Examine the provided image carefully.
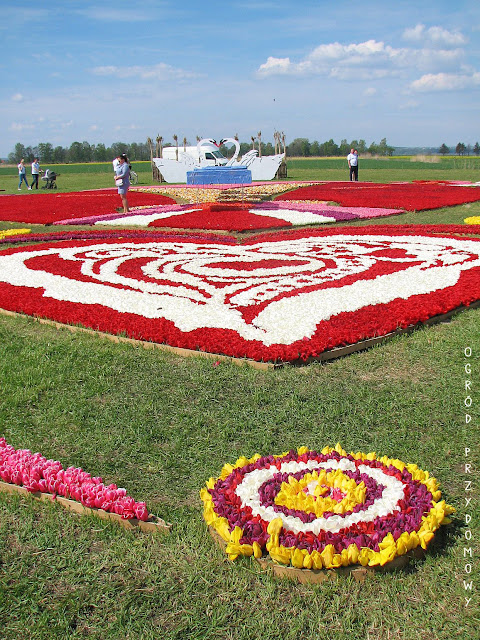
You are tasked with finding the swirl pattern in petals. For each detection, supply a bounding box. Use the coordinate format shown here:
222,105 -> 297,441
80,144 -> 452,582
0,228 -> 479,362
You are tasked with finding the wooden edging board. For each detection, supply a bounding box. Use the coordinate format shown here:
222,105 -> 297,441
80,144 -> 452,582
1,300 -> 479,370
0,480 -> 171,533
208,526 -> 424,584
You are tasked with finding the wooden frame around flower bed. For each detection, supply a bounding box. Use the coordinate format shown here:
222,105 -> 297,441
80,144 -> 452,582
0,480 -> 171,533
208,526 -> 424,584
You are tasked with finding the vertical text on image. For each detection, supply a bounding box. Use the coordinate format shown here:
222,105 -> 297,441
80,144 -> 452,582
463,346 -> 474,608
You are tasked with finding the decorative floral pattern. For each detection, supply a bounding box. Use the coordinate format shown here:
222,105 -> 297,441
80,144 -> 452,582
0,190 -> 175,224
0,228 -> 31,239
200,444 -> 454,568
0,226 -> 479,363
276,181 -> 480,211
0,438 -> 150,520
55,201 -> 404,231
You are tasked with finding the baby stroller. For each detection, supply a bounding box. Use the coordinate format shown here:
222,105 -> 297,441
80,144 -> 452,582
41,169 -> 59,189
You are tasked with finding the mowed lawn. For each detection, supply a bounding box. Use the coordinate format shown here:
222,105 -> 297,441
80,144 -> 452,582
0,159 -> 479,639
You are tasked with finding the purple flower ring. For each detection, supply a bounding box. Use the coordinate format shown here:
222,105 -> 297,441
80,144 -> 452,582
200,445 -> 454,570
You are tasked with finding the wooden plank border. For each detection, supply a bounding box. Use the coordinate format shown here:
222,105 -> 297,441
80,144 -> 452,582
208,526 -> 424,584
0,480 -> 171,533
1,300 -> 479,369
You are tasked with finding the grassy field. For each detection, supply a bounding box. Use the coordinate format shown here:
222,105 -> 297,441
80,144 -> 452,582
1,155 -> 480,194
0,161 -> 479,639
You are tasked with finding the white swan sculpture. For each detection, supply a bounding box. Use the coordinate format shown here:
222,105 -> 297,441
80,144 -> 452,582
153,137 -> 285,183
220,137 -> 285,181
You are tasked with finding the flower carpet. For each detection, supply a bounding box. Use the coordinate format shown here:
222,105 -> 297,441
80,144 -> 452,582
275,181 -> 480,211
0,225 -> 479,364
0,437 -> 169,532
0,190 -> 176,225
134,181 -> 317,203
54,201 -> 404,231
201,444 -> 454,571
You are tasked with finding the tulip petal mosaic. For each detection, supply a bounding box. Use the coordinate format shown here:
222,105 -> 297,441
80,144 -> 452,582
0,226 -> 479,363
200,444 -> 454,569
0,438 -> 151,521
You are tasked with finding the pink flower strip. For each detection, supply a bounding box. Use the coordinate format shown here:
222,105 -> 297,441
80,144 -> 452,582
0,437 -> 150,521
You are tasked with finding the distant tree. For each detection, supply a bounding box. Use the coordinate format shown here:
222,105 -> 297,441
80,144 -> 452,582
474,142 -> 480,156
321,139 -> 339,156
93,143 -> 108,162
262,142 -> 274,156
8,142 -> 27,163
357,139 -> 367,154
110,142 -> 128,159
438,143 -> 450,156
456,142 -> 467,155
37,142 -> 54,163
68,141 -> 84,163
377,137 -> 395,156
466,144 -> 472,156
339,139 -> 350,155
287,138 -> 311,157
52,146 -> 66,163
310,140 -> 321,156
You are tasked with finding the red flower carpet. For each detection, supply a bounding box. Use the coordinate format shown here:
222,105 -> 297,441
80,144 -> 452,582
0,226 -> 479,363
0,190 -> 175,225
276,181 -> 480,211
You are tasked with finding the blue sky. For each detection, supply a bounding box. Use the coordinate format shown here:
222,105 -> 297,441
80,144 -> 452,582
1,0 -> 479,157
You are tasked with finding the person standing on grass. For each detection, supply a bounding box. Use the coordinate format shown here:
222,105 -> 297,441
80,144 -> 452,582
114,153 -> 130,213
18,159 -> 31,190
30,158 -> 43,189
347,148 -> 359,182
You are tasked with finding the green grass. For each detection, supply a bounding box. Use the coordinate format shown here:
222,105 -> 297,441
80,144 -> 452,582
0,162 -> 479,639
1,155 -> 480,194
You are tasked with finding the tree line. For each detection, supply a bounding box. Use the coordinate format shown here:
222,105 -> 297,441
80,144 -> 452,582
439,142 -> 480,156
7,136 -> 397,165
8,137 -> 479,164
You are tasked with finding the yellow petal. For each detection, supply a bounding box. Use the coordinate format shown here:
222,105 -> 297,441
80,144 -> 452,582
267,517 -> 283,536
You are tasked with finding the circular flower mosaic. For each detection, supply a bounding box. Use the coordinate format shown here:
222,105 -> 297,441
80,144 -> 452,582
200,445 -> 454,569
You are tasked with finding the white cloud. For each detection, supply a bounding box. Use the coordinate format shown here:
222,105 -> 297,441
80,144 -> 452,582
92,62 -> 199,81
9,122 -> 35,132
12,93 -> 24,102
403,24 -> 467,48
363,87 -> 377,97
410,71 -> 480,92
77,8 -> 154,22
257,37 -> 462,80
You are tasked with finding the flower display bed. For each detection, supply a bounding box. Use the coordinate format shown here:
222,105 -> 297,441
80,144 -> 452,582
54,201 -> 404,231
0,226 -> 479,364
0,190 -> 175,224
0,438 -> 170,532
201,444 -> 453,581
276,181 -> 480,211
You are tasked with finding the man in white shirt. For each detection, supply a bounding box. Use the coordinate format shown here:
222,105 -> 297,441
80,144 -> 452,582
31,158 -> 43,189
347,149 -> 358,182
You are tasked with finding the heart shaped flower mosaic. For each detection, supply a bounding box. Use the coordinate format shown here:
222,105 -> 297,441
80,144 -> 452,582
0,227 -> 478,363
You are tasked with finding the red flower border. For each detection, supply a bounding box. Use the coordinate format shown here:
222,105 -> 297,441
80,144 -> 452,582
0,225 -> 479,363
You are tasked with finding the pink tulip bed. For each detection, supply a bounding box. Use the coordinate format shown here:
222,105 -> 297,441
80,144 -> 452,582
0,225 -> 479,364
0,437 -> 151,521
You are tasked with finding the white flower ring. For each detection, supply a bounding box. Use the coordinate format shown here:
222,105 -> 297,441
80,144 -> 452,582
0,227 -> 479,363
200,445 -> 454,570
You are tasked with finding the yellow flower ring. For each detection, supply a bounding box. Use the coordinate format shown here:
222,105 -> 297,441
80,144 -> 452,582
200,444 -> 454,572
464,216 -> 480,225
